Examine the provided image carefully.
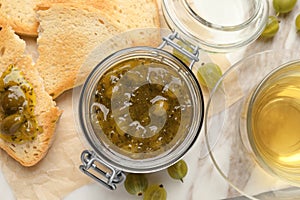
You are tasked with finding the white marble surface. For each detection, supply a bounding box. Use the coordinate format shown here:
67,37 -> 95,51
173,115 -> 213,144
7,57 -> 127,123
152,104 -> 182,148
1,0 -> 300,200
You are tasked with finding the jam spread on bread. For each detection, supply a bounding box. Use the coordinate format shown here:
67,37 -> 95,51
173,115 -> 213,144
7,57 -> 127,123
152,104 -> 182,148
0,65 -> 42,143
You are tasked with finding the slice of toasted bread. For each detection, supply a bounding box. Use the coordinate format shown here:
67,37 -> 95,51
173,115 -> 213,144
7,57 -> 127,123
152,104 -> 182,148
35,3 -> 122,98
37,0 -> 160,31
92,0 -> 160,31
0,0 -> 160,36
89,0 -> 161,47
0,24 -> 62,166
0,0 -> 39,36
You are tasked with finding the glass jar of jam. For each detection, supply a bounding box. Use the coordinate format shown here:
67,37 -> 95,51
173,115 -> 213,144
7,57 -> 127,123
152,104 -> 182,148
76,0 -> 269,190
76,32 -> 204,190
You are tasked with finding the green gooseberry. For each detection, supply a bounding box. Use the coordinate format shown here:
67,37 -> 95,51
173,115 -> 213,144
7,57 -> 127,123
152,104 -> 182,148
167,159 -> 188,182
261,16 -> 280,38
273,0 -> 298,14
172,40 -> 194,66
296,14 -> 300,32
197,62 -> 223,89
0,114 -> 24,135
143,184 -> 167,200
0,86 -> 26,115
124,173 -> 148,196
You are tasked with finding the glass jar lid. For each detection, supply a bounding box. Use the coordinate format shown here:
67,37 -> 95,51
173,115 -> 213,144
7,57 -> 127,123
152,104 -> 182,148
162,0 -> 269,52
78,46 -> 204,173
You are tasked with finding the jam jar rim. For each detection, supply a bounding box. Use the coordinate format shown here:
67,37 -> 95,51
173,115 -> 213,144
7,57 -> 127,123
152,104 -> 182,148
161,0 -> 269,53
78,46 -> 204,173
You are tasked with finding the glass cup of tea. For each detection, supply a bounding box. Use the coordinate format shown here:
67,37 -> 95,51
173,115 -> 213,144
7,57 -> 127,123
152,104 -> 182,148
205,50 -> 300,199
246,60 -> 300,187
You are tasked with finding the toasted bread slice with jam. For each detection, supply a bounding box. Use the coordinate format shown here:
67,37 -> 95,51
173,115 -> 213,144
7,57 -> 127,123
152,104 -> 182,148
0,24 -> 62,166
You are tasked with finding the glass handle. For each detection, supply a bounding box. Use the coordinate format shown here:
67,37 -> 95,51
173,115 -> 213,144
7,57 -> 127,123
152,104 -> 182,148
157,32 -> 200,69
79,150 -> 125,190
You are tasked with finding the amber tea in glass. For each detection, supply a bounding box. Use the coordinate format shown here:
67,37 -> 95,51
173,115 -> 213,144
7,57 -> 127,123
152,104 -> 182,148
247,61 -> 300,186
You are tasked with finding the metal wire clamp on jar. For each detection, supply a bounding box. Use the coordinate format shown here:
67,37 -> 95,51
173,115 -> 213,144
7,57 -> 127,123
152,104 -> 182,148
78,32 -> 204,190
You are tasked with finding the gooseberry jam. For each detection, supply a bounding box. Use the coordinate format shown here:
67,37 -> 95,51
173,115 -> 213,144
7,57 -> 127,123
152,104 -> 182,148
90,57 -> 194,159
77,41 -> 203,189
0,65 -> 41,143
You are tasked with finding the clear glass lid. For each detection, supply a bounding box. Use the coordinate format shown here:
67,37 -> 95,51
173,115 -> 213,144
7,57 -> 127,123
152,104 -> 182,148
162,0 -> 269,52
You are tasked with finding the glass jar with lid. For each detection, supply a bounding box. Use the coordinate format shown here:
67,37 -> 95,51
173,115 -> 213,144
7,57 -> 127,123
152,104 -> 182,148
74,0 -> 269,191
74,31 -> 204,190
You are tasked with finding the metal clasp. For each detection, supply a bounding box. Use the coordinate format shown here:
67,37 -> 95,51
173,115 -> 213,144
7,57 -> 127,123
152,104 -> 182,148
158,32 -> 200,69
79,150 -> 125,190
